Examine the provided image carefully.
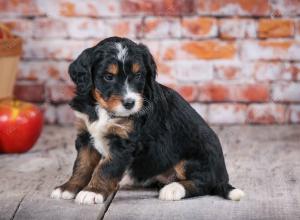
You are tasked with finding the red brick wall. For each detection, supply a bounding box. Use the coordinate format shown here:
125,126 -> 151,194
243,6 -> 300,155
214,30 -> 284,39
1,0 -> 300,125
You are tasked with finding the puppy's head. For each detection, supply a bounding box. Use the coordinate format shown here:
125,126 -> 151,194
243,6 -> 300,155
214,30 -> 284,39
69,37 -> 156,117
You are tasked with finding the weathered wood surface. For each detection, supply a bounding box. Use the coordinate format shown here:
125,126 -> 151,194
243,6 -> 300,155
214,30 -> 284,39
13,192 -> 114,220
0,126 -> 112,220
0,125 -> 300,220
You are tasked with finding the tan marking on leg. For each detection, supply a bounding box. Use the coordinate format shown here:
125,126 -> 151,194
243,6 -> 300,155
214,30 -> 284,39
174,160 -> 186,180
84,158 -> 119,199
58,146 -> 101,194
156,160 -> 187,185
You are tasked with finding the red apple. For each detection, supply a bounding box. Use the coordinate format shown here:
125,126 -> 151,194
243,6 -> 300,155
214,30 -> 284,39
0,99 -> 43,153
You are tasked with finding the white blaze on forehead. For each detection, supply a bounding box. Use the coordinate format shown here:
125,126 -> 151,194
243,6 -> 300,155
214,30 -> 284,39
124,78 -> 139,101
115,43 -> 128,63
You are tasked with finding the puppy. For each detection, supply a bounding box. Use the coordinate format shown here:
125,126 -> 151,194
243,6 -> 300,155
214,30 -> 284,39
51,37 -> 245,204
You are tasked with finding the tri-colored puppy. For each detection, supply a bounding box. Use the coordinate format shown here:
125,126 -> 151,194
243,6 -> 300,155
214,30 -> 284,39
51,37 -> 245,205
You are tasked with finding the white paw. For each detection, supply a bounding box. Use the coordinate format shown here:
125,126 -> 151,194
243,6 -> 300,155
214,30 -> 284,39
159,182 -> 185,201
61,190 -> 76,199
75,190 -> 104,205
228,188 -> 245,201
50,188 -> 75,200
51,188 -> 62,199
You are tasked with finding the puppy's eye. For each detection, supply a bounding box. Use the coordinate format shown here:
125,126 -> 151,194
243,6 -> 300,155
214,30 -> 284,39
103,73 -> 114,82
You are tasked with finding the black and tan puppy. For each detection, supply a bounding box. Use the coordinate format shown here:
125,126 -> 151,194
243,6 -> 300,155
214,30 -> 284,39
51,37 -> 245,204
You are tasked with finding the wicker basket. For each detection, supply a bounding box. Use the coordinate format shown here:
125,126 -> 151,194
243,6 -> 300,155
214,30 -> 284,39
0,23 -> 22,100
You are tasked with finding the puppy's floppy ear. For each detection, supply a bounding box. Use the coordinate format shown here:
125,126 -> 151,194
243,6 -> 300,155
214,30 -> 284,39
138,43 -> 157,83
69,48 -> 93,95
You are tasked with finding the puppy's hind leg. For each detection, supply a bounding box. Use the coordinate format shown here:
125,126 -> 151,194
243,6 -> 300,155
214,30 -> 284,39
158,159 -> 245,201
158,159 -> 217,201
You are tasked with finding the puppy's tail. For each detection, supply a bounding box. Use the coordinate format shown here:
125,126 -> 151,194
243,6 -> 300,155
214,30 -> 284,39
213,183 -> 245,201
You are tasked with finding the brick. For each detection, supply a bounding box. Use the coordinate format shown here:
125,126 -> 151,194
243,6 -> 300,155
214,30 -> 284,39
289,105 -> 300,123
66,18 -> 106,39
140,17 -> 180,39
66,18 -> 141,39
156,73 -> 177,85
121,0 -> 156,15
272,82 -> 300,102
173,61 -> 214,82
18,61 -> 70,83
181,40 -> 237,60
106,18 -> 141,38
242,40 -> 300,61
23,39 -> 95,60
139,40 -> 161,61
270,0 -> 300,16
0,0 -> 43,17
160,41 -> 180,60
38,0 -> 120,17
191,103 -> 208,120
156,60 -> 172,75
181,17 -> 217,39
56,104 -> 75,125
46,83 -> 75,104
219,19 -> 256,39
208,104 -> 247,124
197,0 -> 270,16
248,62 -> 298,81
198,83 -> 269,102
247,104 -> 288,124
293,63 -> 300,80
233,83 -> 270,102
33,18 -> 68,38
258,19 -> 294,38
121,0 -> 195,16
296,20 -> 300,39
214,62 -> 242,80
14,81 -> 45,102
156,61 -> 177,85
1,19 -> 33,38
198,83 -> 230,102
174,85 -> 198,102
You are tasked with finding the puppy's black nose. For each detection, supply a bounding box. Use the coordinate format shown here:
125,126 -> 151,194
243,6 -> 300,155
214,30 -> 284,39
122,98 -> 135,110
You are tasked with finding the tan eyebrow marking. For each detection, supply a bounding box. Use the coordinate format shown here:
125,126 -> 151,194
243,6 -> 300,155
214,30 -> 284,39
132,63 -> 141,74
107,64 -> 119,75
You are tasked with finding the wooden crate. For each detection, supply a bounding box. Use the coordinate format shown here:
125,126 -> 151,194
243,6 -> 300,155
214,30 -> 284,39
0,24 -> 22,99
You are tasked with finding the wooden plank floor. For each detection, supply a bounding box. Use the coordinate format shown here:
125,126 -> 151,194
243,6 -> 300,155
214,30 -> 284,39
0,127 -> 112,220
0,125 -> 299,220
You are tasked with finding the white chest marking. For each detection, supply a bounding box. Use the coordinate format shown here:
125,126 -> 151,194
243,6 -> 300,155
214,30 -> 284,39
74,107 -> 114,157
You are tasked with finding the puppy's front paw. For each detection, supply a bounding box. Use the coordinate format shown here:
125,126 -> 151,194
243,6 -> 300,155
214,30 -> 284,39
75,190 -> 104,205
50,188 -> 76,200
159,182 -> 185,201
